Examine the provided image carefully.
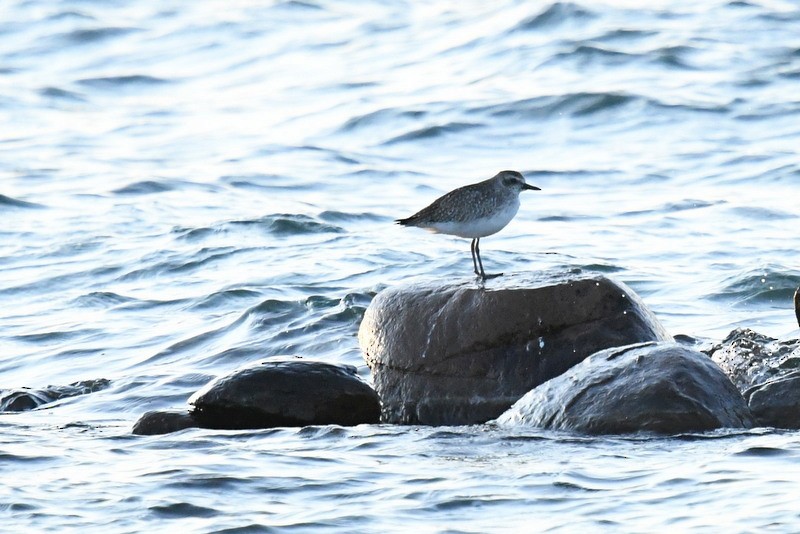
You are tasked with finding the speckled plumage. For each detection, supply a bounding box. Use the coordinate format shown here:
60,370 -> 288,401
396,170 -> 540,280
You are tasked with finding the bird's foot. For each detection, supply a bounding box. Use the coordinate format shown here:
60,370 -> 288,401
478,272 -> 503,281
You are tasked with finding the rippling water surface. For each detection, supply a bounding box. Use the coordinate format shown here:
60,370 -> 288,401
2,0 -> 800,531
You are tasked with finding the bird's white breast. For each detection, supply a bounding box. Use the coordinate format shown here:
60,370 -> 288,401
427,197 -> 520,238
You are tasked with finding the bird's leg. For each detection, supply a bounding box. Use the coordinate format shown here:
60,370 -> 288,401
475,238 -> 502,280
794,287 -> 800,328
475,238 -> 486,280
471,238 -> 480,276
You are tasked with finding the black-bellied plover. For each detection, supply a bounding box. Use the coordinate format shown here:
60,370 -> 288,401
396,170 -> 540,280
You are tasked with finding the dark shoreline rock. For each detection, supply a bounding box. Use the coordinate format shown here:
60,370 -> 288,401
745,371 -> 800,429
189,358 -> 381,429
496,342 -> 755,434
132,410 -> 199,435
708,328 -> 800,429
706,328 -> 800,393
1,379 -> 110,412
133,357 -> 381,435
359,271 -> 670,425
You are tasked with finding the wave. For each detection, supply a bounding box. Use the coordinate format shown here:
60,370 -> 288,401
231,214 -> 345,236
149,502 -> 217,519
71,291 -> 137,308
513,2 -> 597,31
550,44 -> 639,66
0,194 -> 43,209
709,267 -> 800,306
382,122 -> 482,145
219,174 -> 312,192
113,180 -> 175,195
472,92 -> 638,120
0,266 -> 121,298
619,199 -> 722,218
471,90 -> 735,122
189,288 -> 263,311
113,179 -> 222,196
733,446 -> 793,457
140,291 -> 368,369
653,45 -> 699,69
550,40 -> 700,71
117,247 -> 240,281
59,27 -> 139,45
593,28 -> 658,42
340,109 -> 427,132
318,210 -> 384,223
46,10 -> 94,22
174,214 -> 346,241
76,75 -> 170,89
38,87 -> 85,101
727,206 -> 797,220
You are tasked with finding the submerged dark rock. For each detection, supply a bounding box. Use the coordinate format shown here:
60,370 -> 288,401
745,371 -> 800,429
496,343 -> 755,434
188,358 -> 381,429
132,410 -> 199,435
0,379 -> 110,412
359,271 -> 670,425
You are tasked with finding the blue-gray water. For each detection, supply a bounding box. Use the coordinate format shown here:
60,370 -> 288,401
3,0 -> 800,531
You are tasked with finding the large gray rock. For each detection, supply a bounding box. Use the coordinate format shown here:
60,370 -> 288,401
358,271 -> 670,425
188,358 -> 381,429
496,343 -> 755,434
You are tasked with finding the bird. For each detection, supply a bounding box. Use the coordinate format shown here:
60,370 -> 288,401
395,170 -> 540,280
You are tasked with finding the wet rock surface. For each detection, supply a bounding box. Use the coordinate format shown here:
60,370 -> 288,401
359,271 -> 670,425
708,328 -> 800,429
188,358 -> 381,430
133,358 -> 380,435
496,342 -> 755,434
0,379 -> 110,412
132,410 -> 199,436
707,328 -> 800,393
745,371 -> 800,429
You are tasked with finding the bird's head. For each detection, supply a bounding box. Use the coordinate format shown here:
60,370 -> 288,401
496,170 -> 541,193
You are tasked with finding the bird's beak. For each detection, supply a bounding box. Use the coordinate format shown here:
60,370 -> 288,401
523,184 -> 541,191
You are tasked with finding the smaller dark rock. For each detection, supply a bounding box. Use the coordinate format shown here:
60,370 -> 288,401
0,379 -> 111,412
132,410 -> 199,435
1,389 -> 54,411
188,358 -> 380,429
706,328 -> 800,429
707,328 -> 800,393
744,371 -> 800,429
496,343 -> 755,434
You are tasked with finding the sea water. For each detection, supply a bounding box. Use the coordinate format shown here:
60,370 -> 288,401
2,1 -> 800,531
